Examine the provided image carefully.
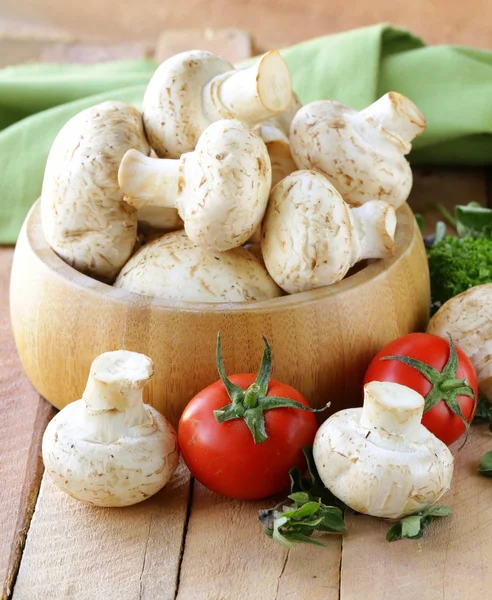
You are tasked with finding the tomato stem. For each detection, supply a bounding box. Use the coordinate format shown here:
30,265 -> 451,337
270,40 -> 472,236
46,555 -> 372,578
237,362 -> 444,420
213,333 -> 330,444
380,334 -> 475,447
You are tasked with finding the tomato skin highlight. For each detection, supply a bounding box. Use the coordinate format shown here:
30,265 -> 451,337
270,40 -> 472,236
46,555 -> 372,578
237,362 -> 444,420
364,333 -> 478,446
178,374 -> 318,500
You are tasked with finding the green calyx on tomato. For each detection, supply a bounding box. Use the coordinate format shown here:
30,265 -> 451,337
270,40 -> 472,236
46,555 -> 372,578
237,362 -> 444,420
213,333 -> 328,444
381,334 -> 475,443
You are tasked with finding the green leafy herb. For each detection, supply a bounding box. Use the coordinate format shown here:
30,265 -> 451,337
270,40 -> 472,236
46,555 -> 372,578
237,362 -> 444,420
473,395 -> 492,432
259,447 -> 345,547
455,202 -> 492,238
478,451 -> 492,477
428,236 -> 492,308
386,505 -> 453,542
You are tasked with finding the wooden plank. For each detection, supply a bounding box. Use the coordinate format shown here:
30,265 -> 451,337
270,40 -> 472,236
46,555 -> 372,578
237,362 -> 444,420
13,461 -> 191,600
408,167 -> 488,236
176,481 -> 342,600
340,424 -> 492,600
0,248 -> 55,600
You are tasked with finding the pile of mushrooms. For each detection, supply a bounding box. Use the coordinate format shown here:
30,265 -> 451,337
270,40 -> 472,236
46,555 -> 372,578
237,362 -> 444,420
41,49 -> 426,302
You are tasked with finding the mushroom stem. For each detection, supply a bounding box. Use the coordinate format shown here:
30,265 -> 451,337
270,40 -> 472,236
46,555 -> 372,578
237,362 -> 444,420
359,381 -> 424,443
350,201 -> 397,261
118,149 -> 180,210
361,92 -> 426,151
204,50 -> 292,126
82,351 -> 154,441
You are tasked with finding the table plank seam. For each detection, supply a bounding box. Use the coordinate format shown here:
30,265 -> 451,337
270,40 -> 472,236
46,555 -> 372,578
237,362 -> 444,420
173,477 -> 195,600
4,396 -> 52,600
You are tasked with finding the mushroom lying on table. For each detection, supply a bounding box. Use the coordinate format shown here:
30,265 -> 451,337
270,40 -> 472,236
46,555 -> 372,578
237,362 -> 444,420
290,92 -> 426,208
41,101 -> 150,281
143,49 -> 292,158
114,230 -> 283,303
42,350 -> 178,507
313,381 -> 454,519
261,170 -> 396,294
118,119 -> 272,252
259,93 -> 302,187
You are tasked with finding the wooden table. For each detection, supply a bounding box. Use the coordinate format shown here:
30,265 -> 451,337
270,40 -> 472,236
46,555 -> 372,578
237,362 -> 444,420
1,11 -> 492,599
2,171 -> 491,600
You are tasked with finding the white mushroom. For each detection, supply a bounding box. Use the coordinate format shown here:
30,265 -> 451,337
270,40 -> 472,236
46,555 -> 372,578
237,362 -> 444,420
143,49 -> 292,158
261,170 -> 397,294
118,119 -> 272,252
427,284 -> 492,401
42,350 -> 178,507
114,230 -> 283,303
313,381 -> 454,519
259,93 -> 302,187
41,101 -> 150,281
290,92 -> 426,208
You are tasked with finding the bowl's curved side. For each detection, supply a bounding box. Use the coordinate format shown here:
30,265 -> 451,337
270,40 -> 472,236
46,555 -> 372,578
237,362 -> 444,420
10,201 -> 430,426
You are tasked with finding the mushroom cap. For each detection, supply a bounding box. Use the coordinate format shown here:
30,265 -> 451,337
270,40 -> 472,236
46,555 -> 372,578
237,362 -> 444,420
41,101 -> 150,281
114,230 -> 283,303
261,170 -> 353,293
427,284 -> 492,401
289,100 -> 413,208
313,406 -> 454,519
143,50 -> 233,158
179,119 -> 272,251
42,400 -> 178,507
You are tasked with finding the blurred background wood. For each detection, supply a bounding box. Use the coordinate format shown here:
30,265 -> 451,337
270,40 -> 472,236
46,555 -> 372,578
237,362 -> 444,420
1,0 -> 492,52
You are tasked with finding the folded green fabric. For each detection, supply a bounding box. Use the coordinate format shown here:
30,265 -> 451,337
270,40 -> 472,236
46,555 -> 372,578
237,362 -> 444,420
1,23 -> 492,243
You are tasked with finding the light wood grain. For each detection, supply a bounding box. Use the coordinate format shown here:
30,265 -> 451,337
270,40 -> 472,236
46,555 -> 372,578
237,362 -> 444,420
2,0 -> 492,51
176,481 -> 342,600
155,28 -> 252,64
340,424 -> 492,600
10,202 -> 430,427
0,248 -> 55,600
13,461 -> 191,600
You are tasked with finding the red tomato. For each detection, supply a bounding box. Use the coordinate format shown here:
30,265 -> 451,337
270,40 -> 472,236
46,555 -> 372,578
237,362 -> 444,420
178,374 -> 318,500
364,333 -> 478,446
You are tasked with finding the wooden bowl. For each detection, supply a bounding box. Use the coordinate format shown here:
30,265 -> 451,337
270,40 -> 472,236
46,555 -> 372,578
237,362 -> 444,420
10,201 -> 430,427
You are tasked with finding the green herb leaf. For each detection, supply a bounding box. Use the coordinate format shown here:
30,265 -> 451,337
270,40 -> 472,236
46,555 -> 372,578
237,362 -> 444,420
259,446 -> 345,547
473,395 -> 492,432
386,505 -> 452,542
478,451 -> 492,477
455,202 -> 492,238
288,492 -> 311,505
401,515 -> 423,538
415,213 -> 424,232
423,505 -> 453,517
285,501 -> 321,520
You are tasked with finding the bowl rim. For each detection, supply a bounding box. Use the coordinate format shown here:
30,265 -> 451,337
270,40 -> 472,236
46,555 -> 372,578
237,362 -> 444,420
24,200 -> 417,314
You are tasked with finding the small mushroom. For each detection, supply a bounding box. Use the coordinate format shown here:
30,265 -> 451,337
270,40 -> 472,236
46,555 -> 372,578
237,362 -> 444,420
42,350 -> 179,507
259,93 -> 302,187
118,119 -> 272,252
261,170 -> 396,294
114,230 -> 283,303
143,49 -> 292,158
290,92 -> 426,208
41,101 -> 150,281
427,284 -> 492,401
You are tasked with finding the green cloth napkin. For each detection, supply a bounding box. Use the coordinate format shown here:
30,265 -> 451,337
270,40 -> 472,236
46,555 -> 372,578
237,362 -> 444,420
2,22 -> 492,243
